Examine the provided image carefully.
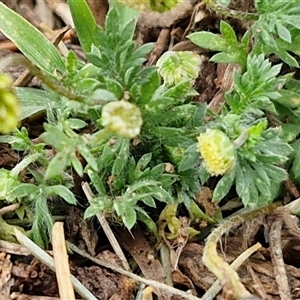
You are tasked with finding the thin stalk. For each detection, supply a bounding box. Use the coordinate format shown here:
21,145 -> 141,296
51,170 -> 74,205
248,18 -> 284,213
0,54 -> 85,102
203,202 -> 280,299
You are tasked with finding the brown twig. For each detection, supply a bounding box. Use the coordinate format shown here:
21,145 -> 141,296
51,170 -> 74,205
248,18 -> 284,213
147,28 -> 171,66
202,242 -> 262,300
203,202 -> 280,299
67,242 -> 202,300
0,203 -> 19,216
269,217 -> 292,299
52,222 -> 75,300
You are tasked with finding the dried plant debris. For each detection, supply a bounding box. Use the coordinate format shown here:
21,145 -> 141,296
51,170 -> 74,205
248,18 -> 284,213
74,251 -> 136,300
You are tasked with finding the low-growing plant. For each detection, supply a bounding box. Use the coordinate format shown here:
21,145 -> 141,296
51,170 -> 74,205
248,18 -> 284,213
0,0 -> 299,249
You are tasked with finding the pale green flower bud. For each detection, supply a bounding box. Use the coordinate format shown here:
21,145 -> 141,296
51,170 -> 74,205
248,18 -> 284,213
0,74 -> 20,134
156,51 -> 201,86
117,0 -> 178,12
197,129 -> 236,176
117,0 -> 151,11
101,100 -> 143,138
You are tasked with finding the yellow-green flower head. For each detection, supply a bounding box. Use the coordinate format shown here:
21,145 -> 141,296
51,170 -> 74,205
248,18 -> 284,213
0,74 -> 20,134
197,129 -> 236,176
117,0 -> 151,11
117,0 -> 178,12
101,100 -> 143,138
156,51 -> 201,86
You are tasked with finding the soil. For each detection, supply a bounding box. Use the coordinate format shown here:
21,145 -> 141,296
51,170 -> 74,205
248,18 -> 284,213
0,1 -> 300,300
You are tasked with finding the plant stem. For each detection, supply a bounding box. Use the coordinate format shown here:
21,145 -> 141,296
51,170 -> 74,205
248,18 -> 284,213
203,202 -> 280,299
203,0 -> 258,21
0,54 -> 86,102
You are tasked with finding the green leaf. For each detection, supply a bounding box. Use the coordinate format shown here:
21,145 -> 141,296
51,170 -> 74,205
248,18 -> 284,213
14,88 -> 55,120
122,204 -> 136,229
112,139 -> 130,176
263,164 -> 288,182
199,162 -> 210,184
138,70 -> 161,105
220,21 -> 238,46
235,162 -> 247,198
0,2 -> 64,74
45,152 -> 69,180
152,127 -> 192,147
10,183 -> 39,198
216,0 -> 230,6
41,124 -> 70,151
84,196 -> 112,218
66,118 -> 88,130
45,185 -> 77,204
275,49 -> 299,67
68,0 -> 97,53
105,5 -> 120,35
70,154 -> 83,177
65,51 -> 78,75
84,205 -> 102,218
79,146 -> 98,171
276,22 -> 292,43
114,200 -> 136,229
136,207 -> 158,236
90,89 -> 118,102
105,79 -> 124,99
141,196 -> 156,208
110,0 -> 139,30
87,170 -> 107,195
178,144 -> 199,172
211,52 -> 242,64
212,170 -> 236,202
136,153 -> 152,170
163,81 -> 192,103
275,89 -> 300,108
188,32 -> 228,52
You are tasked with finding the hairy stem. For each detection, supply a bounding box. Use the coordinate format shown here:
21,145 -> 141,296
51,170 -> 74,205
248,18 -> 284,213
203,0 -> 258,21
0,54 -> 85,102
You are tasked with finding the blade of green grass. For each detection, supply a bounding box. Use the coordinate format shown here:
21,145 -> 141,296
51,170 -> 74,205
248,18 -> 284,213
0,2 -> 65,74
67,0 -> 97,53
14,88 -> 59,120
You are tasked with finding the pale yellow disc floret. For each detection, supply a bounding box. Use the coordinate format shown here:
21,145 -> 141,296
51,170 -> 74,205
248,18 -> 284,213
197,129 -> 236,176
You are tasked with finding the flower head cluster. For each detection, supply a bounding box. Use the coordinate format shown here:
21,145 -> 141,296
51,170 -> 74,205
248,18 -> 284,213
117,0 -> 151,11
0,74 -> 20,134
117,0 -> 178,12
197,129 -> 236,176
156,51 -> 201,86
101,100 -> 143,138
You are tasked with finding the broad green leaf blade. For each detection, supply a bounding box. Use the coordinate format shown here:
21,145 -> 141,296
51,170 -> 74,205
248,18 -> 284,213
212,170 -> 235,202
67,0 -> 97,53
188,32 -> 228,52
10,183 -> 39,198
45,152 -> 69,180
0,2 -> 64,74
14,88 -> 57,120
